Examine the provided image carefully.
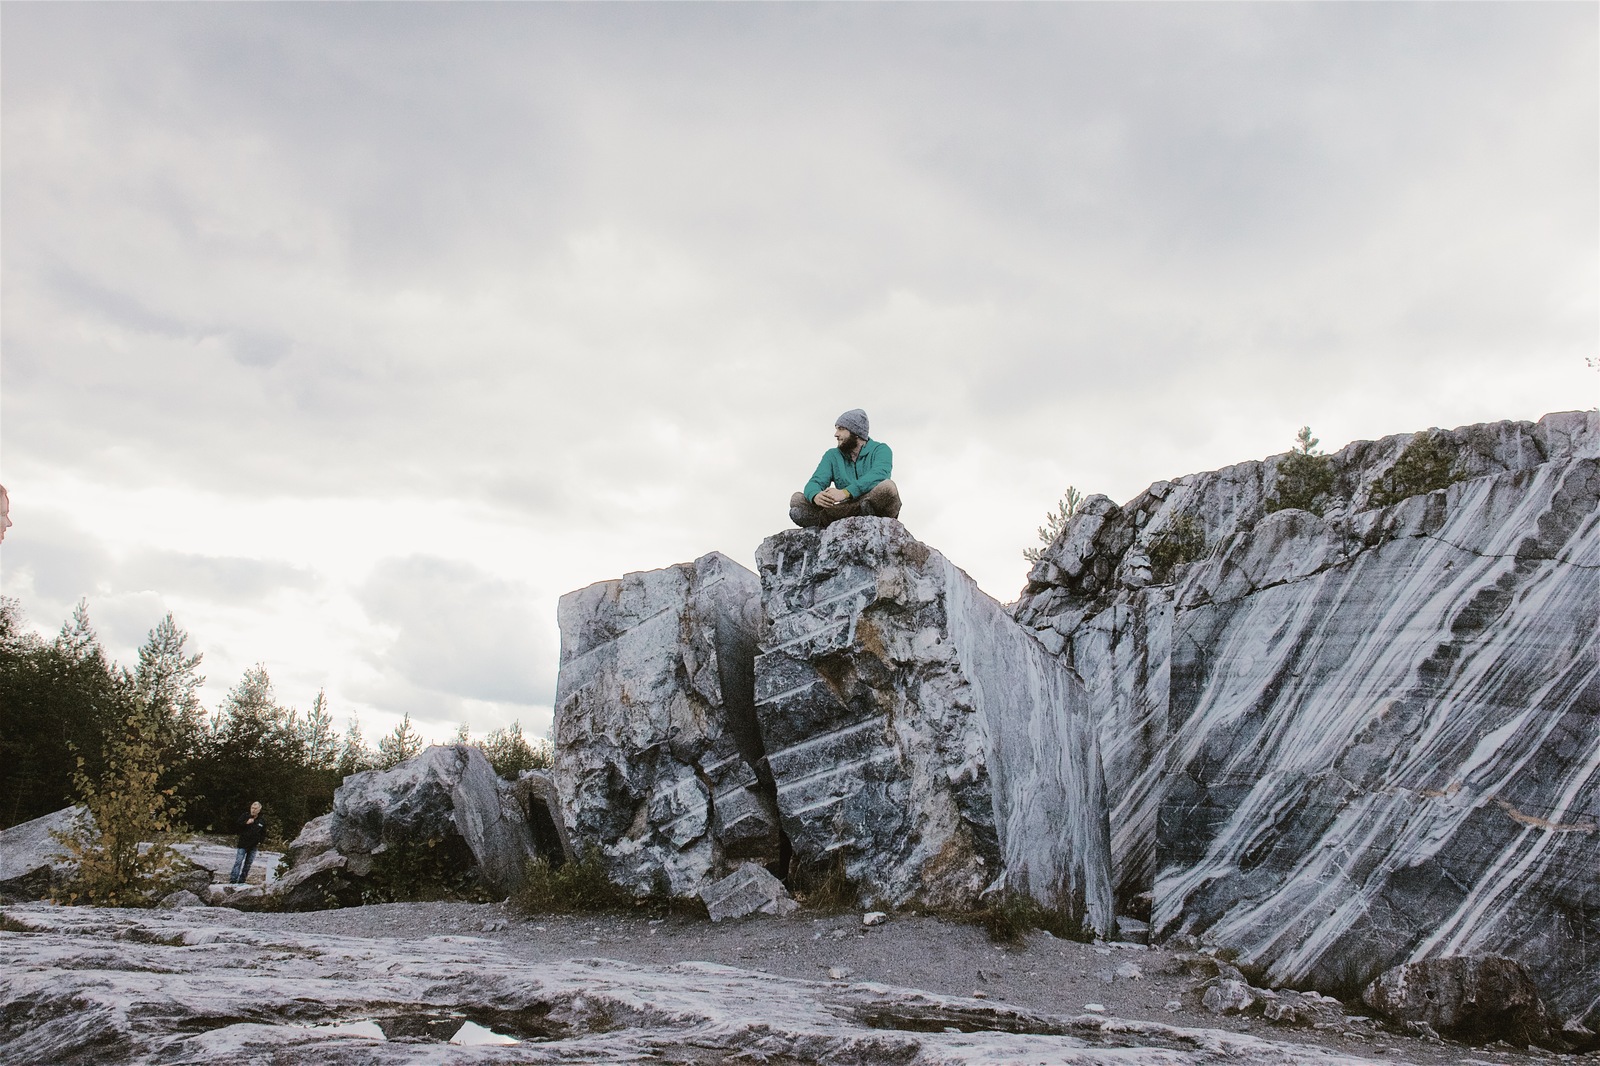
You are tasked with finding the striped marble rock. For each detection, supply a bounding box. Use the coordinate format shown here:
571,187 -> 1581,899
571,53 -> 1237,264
754,518 -> 1114,933
552,551 -> 778,897
1014,411 -> 1600,1026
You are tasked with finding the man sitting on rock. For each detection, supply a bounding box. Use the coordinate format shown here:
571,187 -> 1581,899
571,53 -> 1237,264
789,408 -> 901,528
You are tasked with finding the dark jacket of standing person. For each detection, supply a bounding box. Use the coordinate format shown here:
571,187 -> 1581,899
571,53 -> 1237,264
236,809 -> 268,850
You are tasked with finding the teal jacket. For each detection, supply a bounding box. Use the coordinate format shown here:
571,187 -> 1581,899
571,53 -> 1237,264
804,439 -> 893,502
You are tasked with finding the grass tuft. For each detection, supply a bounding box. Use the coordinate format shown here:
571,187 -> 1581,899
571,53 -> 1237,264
792,855 -> 858,913
511,853 -> 701,917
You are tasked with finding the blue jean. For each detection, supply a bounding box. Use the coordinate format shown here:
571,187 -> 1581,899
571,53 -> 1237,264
230,847 -> 257,883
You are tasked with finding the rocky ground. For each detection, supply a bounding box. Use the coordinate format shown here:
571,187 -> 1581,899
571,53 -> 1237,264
6,898 -> 1594,1065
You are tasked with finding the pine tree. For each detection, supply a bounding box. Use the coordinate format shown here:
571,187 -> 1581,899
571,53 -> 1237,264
1023,487 -> 1085,563
301,690 -> 339,771
377,712 -> 423,769
480,720 -> 553,778
56,599 -> 104,664
336,715 -> 376,778
135,613 -> 207,762
1265,426 -> 1337,516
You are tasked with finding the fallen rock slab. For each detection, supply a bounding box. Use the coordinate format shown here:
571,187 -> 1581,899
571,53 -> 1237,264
331,744 -> 538,897
699,861 -> 798,921
1363,954 -> 1556,1049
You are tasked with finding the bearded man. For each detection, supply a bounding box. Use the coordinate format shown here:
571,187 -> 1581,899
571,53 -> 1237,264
788,409 -> 902,528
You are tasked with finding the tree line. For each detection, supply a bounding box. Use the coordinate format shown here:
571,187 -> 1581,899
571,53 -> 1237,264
0,597 -> 551,844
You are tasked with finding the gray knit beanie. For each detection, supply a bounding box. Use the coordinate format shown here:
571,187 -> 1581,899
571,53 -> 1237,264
835,408 -> 870,441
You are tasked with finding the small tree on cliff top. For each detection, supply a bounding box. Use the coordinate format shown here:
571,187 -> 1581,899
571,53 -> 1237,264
1024,486 -> 1085,563
1265,427 -> 1336,517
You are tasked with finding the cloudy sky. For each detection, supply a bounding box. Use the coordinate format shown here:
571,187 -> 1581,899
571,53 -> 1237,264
3,3 -> 1594,744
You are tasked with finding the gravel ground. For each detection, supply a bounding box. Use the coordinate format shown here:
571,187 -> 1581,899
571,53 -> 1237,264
246,900 -> 1594,1066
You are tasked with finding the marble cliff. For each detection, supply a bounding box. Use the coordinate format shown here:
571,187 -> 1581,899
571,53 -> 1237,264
1014,410 -> 1599,1023
551,410 -> 1598,1027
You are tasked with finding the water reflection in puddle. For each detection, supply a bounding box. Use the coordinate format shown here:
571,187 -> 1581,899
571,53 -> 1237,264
293,1014 -> 522,1044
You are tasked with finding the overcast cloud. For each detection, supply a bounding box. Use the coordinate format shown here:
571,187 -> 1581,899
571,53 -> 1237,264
2,3 -> 1594,743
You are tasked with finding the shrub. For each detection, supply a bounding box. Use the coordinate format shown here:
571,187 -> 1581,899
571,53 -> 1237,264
480,721 -> 554,779
1265,427 -> 1336,516
358,836 -> 495,905
51,697 -> 189,907
1147,513 -> 1207,580
1367,431 -> 1462,509
792,854 -> 858,913
973,892 -> 1090,944
513,852 -> 640,915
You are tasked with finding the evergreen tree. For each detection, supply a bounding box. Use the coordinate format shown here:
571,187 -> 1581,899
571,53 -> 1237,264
1,600 -> 135,825
135,613 -> 208,763
336,715 -> 376,778
1023,487 -> 1085,564
479,720 -> 553,778
1265,426 -> 1337,516
188,664 -> 315,837
55,599 -> 103,663
377,712 -> 423,769
301,689 -> 339,771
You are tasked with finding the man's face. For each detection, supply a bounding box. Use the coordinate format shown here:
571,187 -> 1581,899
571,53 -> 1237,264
250,802 -> 262,817
834,426 -> 853,449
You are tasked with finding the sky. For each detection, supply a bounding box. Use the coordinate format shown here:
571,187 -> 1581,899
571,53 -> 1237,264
2,3 -> 1595,746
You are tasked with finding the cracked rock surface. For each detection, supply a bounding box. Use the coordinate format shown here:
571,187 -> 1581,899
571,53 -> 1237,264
2,902 -> 1473,1065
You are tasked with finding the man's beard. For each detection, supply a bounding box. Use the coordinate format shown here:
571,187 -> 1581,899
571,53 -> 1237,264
838,433 -> 863,457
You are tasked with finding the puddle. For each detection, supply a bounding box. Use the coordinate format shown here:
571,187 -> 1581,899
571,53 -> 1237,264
292,1010 -> 552,1044
857,1006 -> 1205,1053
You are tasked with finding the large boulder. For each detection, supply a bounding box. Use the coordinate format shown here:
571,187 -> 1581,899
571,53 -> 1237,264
1362,956 -> 1555,1049
552,551 -> 777,897
0,807 -> 87,901
755,518 -> 1114,934
331,744 -> 540,896
1012,411 -> 1600,1026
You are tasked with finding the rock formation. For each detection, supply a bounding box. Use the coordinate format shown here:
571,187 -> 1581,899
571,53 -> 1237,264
1013,411 -> 1600,1027
0,807 -> 86,901
754,519 -> 1114,933
330,743 -> 541,895
552,551 -> 779,897
1361,955 -> 1557,1049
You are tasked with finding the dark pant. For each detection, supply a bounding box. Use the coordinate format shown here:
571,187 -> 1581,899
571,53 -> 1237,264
230,847 -> 257,884
789,479 -> 902,528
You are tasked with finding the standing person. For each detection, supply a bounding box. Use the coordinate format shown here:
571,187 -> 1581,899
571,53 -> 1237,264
230,801 -> 267,884
789,409 -> 902,528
